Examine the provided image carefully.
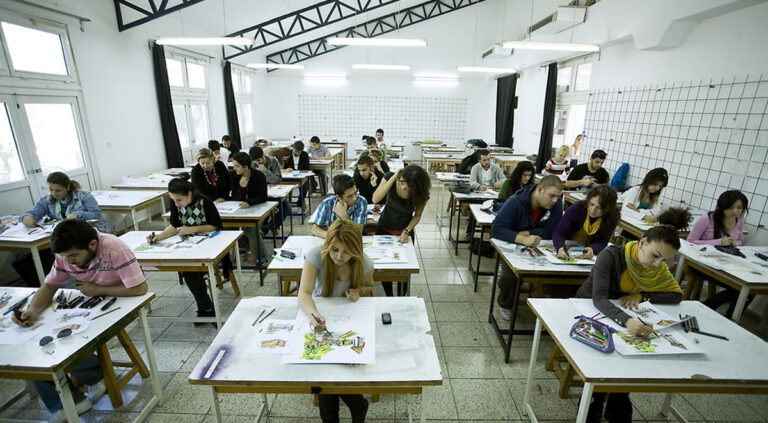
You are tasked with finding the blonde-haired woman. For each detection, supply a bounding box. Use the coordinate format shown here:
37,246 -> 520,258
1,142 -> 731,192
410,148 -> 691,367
544,144 -> 571,175
191,147 -> 231,203
297,218 -> 374,423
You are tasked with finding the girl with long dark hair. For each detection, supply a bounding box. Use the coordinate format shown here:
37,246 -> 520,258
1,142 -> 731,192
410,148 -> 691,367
622,167 -> 669,222
499,161 -> 535,202
552,185 -> 620,260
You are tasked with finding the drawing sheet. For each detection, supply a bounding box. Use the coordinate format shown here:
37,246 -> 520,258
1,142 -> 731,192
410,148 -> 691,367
538,245 -> 596,265
571,299 -> 703,356
0,300 -> 92,346
132,234 -> 207,252
215,202 -> 241,214
250,319 -> 300,354
363,236 -> 407,264
282,297 -> 375,364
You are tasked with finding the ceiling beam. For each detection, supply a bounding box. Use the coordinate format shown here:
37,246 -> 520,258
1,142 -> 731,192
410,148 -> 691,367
114,0 -> 207,32
264,0 -> 485,69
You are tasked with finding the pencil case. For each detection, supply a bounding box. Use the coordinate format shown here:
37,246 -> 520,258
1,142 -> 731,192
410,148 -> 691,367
569,315 -> 616,353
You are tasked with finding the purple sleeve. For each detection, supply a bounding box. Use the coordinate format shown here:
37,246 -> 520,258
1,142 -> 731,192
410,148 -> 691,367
734,213 -> 746,245
553,205 -> 583,250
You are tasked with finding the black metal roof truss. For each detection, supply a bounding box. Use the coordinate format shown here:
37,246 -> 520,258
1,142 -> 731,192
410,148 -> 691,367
114,0 -> 207,32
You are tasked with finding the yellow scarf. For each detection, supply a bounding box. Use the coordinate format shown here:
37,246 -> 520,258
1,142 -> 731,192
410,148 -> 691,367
583,216 -> 601,237
624,241 -> 682,294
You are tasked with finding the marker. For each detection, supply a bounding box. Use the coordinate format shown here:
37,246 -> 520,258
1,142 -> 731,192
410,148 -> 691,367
310,312 -> 333,337
3,291 -> 35,316
148,232 -> 156,245
637,317 -> 659,338
259,308 -> 276,323
252,309 -> 266,326
271,255 -> 284,262
100,297 -> 117,311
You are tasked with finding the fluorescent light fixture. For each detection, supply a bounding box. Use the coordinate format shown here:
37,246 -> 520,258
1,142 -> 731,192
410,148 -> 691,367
304,74 -> 347,83
501,41 -> 599,52
155,37 -> 254,46
327,37 -> 427,47
352,64 -> 411,71
247,63 -> 305,70
414,75 -> 459,83
457,66 -> 516,74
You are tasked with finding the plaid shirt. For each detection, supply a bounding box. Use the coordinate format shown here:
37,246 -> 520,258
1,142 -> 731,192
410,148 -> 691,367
313,195 -> 368,227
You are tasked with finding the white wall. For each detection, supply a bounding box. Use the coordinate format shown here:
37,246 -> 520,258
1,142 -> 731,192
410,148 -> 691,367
511,67 -> 548,154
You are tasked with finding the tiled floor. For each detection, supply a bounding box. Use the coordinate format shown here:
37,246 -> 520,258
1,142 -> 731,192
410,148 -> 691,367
2,179 -> 768,422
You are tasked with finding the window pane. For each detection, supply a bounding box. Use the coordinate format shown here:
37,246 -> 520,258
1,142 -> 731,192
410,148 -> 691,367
173,104 -> 189,147
242,74 -> 251,93
242,103 -> 253,133
0,103 -> 25,183
187,62 -> 206,89
575,63 -> 592,91
24,103 -> 84,172
166,58 -> 184,87
557,66 -> 572,93
231,72 -> 240,92
189,103 -> 209,145
2,22 -> 68,75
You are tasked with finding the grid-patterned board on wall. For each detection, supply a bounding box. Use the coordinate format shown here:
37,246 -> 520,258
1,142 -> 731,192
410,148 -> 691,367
297,94 -> 469,146
581,75 -> 768,235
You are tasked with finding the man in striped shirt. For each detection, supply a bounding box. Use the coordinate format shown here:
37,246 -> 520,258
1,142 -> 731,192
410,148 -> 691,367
13,219 -> 147,421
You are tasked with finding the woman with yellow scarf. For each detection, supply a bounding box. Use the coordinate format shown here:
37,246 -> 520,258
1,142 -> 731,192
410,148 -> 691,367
575,224 -> 685,422
552,185 -> 620,260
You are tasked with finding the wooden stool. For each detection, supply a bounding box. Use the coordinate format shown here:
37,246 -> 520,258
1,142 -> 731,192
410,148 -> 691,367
545,345 -> 582,398
96,329 -> 150,408
213,263 -> 241,297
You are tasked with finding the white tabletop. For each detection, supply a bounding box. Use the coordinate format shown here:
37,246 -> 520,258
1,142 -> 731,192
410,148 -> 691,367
215,201 -> 278,220
154,167 -> 193,176
491,154 -> 528,160
491,238 -> 595,273
120,230 -> 242,261
678,240 -> 768,285
423,153 -> 462,160
310,159 -> 334,166
188,296 -> 441,385
0,223 -> 52,244
281,170 -> 315,178
529,298 -> 768,384
268,184 -> 296,199
534,172 -> 568,182
0,288 -> 154,372
435,172 -> 469,183
469,204 -> 495,225
453,190 -> 498,201
267,235 -> 419,272
91,190 -> 165,208
112,174 -> 171,189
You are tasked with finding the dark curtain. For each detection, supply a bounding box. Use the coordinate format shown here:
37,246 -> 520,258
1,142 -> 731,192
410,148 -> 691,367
495,73 -> 518,148
536,63 -> 558,172
151,43 -> 184,168
223,61 -> 241,148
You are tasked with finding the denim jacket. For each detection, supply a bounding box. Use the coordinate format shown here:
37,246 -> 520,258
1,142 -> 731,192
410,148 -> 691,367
23,189 -> 106,232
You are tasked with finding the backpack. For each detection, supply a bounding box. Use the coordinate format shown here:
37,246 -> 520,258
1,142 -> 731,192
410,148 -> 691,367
466,139 -> 487,148
449,180 -> 472,194
611,163 -> 630,192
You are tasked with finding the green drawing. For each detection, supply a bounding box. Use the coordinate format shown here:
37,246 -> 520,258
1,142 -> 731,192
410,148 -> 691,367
300,330 -> 366,360
617,331 -> 657,353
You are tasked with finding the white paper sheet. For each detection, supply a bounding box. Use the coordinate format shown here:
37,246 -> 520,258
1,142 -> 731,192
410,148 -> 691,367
132,234 -> 208,252
250,319 -> 300,354
537,245 -> 596,266
215,202 -> 241,214
0,297 -> 92,346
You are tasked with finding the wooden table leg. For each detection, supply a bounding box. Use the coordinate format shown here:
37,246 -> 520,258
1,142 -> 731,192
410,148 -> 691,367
97,343 -> 123,407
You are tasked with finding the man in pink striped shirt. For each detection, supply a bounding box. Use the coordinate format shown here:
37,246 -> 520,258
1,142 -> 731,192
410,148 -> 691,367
13,219 -> 147,422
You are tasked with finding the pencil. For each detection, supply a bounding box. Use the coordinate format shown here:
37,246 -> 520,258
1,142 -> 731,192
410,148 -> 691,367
91,307 -> 121,320
258,308 -> 276,323
252,309 -> 266,326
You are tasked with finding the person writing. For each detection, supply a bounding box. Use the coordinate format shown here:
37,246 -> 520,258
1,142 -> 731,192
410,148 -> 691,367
14,219 -> 147,422
575,225 -> 684,422
565,149 -> 609,190
231,152 -> 270,266
147,177 -> 225,323
191,147 -> 231,203
373,165 -> 431,296
498,161 -> 535,202
353,156 -> 384,205
469,149 -> 505,191
622,168 -> 669,222
312,174 -> 368,239
297,218 -> 374,423
491,175 -> 564,319
552,185 -> 619,260
283,141 -> 311,212
208,140 -> 229,164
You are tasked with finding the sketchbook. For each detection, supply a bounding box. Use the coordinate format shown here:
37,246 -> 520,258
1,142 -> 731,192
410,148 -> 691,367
538,245 -> 596,265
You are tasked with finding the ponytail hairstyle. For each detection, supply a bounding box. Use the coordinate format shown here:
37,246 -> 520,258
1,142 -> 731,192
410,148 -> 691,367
231,152 -> 252,168
579,185 -> 619,242
167,174 -> 197,200
711,190 -> 749,238
321,219 -> 365,296
638,167 -> 669,207
47,172 -> 80,203
642,224 -> 682,250
657,208 -> 693,231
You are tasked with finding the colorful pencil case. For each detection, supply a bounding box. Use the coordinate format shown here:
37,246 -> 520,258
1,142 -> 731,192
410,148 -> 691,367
569,315 -> 616,353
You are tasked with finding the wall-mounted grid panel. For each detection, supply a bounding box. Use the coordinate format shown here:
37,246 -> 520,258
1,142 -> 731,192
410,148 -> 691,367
581,75 -> 768,234
297,94 -> 468,147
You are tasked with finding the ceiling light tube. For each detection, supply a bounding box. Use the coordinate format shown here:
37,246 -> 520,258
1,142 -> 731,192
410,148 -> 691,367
457,66 -> 516,74
352,64 -> 411,71
247,63 -> 305,70
327,37 -> 427,47
155,37 -> 254,46
414,75 -> 459,83
304,74 -> 348,83
501,41 -> 599,52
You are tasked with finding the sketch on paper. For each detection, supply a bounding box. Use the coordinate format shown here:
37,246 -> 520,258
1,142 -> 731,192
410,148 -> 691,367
251,319 -> 299,354
538,245 -> 595,265
301,330 -> 366,360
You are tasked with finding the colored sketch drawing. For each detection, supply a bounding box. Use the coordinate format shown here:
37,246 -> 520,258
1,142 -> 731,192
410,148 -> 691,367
301,330 -> 366,360
0,315 -> 45,345
250,319 -> 298,354
365,246 -> 406,264
616,331 -> 657,354
538,245 -> 595,265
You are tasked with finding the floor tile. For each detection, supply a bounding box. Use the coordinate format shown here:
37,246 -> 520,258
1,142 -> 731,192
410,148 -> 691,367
394,380 -> 457,420
436,321 -> 490,347
451,378 -> 519,420
432,301 -> 478,322
442,346 -> 503,378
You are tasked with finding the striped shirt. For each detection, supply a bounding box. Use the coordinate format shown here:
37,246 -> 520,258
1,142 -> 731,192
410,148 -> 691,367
45,230 -> 145,288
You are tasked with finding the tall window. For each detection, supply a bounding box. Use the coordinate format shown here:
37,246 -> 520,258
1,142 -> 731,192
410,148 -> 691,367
232,67 -> 257,144
167,51 -> 211,160
553,56 -> 593,152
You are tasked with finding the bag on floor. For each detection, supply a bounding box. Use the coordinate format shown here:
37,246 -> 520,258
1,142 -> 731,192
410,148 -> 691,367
470,238 -> 495,258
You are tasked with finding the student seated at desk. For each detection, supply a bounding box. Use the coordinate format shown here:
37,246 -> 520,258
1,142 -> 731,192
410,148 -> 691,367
221,134 -> 240,156
208,139 -> 229,164
353,156 -> 384,205
553,185 -> 619,260
251,146 -> 289,232
313,174 -> 368,239
375,128 -> 390,153
14,219 -> 147,422
191,147 -> 231,203
564,149 -> 609,190
373,165 -> 430,297
491,175 -> 563,319
575,225 -> 684,423
16,172 -> 105,287
368,148 -> 390,174
284,141 -> 311,212
457,150 -> 481,175
359,136 -> 387,162
149,177 -> 227,323
498,161 -> 534,202
231,152 -> 270,266
298,219 -> 374,423
469,149 -> 505,191
687,190 -> 749,315
543,144 -> 570,175
622,167 -> 669,223
308,136 -> 331,196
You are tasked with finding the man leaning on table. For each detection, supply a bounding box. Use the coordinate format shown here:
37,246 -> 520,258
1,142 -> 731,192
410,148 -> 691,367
312,174 -> 368,239
12,219 -> 147,422
491,175 -> 564,320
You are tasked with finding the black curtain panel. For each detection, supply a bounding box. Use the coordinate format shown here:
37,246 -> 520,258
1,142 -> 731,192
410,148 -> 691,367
536,63 -> 558,172
223,61 -> 242,148
151,43 -> 184,168
495,73 -> 518,148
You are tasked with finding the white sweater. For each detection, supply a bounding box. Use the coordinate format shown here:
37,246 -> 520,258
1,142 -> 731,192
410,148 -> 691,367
621,185 -> 664,220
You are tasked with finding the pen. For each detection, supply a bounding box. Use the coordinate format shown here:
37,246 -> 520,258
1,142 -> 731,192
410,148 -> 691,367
91,307 -> 121,321
195,237 -> 205,244
259,308 -> 276,323
148,232 -> 156,245
637,317 -> 659,338
252,309 -> 266,326
691,329 -> 729,341
310,312 -> 333,337
3,291 -> 35,316
100,297 -> 117,311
